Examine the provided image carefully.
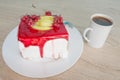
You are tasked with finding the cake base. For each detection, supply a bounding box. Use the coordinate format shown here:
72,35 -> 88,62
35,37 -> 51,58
19,38 -> 68,60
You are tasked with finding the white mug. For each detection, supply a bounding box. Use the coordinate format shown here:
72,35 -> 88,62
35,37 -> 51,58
83,14 -> 113,48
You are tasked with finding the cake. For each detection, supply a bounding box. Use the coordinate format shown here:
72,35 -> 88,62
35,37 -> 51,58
18,11 -> 69,60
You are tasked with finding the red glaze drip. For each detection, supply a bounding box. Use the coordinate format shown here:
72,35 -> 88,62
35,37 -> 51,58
18,12 -> 68,58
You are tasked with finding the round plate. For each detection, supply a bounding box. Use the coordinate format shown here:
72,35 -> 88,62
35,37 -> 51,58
2,24 -> 84,78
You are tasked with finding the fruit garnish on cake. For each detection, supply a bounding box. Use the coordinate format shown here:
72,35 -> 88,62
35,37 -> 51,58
32,16 -> 54,30
18,11 -> 69,60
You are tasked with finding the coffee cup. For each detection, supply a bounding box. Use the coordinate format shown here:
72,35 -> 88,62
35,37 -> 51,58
83,13 -> 113,48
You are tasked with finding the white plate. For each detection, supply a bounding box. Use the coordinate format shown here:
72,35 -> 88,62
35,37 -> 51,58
2,23 -> 84,78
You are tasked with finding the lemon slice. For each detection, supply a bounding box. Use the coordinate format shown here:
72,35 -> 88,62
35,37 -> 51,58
32,16 -> 54,30
32,25 -> 52,30
41,16 -> 54,21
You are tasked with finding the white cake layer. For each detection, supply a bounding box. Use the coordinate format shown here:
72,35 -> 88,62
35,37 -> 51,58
18,39 -> 68,60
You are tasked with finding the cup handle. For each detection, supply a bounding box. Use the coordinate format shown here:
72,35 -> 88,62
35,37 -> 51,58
83,28 -> 93,42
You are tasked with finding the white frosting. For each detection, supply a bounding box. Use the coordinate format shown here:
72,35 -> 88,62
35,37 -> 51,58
44,39 -> 68,58
18,39 -> 68,60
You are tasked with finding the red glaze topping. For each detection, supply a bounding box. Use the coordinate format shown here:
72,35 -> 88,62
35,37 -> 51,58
18,11 -> 68,58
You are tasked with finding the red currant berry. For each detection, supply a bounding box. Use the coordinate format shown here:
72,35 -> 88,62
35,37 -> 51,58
21,15 -> 28,22
45,11 -> 52,16
58,16 -> 63,23
31,15 -> 37,19
28,19 -> 33,26
34,16 -> 39,22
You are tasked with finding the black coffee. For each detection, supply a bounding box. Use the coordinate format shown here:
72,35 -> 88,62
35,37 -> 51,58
93,16 -> 112,26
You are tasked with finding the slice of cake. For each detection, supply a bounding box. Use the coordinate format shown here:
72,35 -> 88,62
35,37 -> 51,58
18,11 -> 69,60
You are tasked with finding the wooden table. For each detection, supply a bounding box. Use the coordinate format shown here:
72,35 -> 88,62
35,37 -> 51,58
0,0 -> 120,80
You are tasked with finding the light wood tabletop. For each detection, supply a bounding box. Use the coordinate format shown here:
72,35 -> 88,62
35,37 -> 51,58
0,0 -> 120,80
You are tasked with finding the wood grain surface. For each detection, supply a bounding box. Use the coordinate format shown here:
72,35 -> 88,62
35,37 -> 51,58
0,0 -> 120,80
